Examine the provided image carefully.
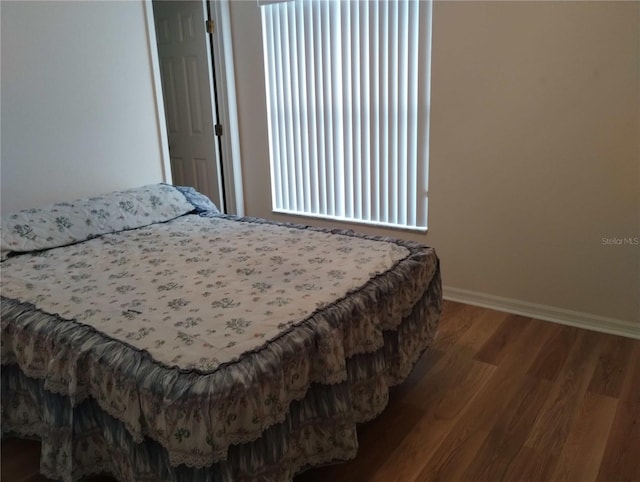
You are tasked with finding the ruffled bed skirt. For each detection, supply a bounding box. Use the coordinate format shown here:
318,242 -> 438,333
2,268 -> 440,481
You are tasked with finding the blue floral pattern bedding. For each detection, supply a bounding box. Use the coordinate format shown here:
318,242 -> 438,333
0,186 -> 442,482
2,215 -> 409,373
0,184 -> 195,260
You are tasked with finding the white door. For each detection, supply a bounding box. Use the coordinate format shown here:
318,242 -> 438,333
152,0 -> 223,210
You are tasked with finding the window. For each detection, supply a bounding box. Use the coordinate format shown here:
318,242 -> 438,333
260,0 -> 432,231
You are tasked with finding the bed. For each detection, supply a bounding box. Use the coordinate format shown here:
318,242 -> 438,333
1,184 -> 441,481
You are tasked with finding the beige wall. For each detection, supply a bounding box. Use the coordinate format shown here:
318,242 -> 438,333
427,1 -> 639,326
229,1 -> 639,327
1,0 -> 166,214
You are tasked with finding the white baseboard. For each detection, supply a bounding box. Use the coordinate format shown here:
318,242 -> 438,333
442,286 -> 640,340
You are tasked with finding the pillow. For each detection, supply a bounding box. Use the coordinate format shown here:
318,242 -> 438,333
1,184 -> 195,260
174,185 -> 220,214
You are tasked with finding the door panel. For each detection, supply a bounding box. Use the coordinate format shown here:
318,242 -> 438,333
160,59 -> 180,133
153,0 -> 223,209
184,56 -> 204,134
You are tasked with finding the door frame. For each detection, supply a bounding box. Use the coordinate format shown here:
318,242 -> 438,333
143,0 -> 244,216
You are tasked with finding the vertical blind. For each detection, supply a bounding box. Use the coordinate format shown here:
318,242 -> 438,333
260,0 -> 432,230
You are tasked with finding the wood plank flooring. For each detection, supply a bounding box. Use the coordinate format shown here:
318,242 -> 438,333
2,300 -> 638,482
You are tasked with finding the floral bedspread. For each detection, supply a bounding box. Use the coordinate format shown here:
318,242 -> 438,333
2,215 -> 408,371
1,213 -> 441,475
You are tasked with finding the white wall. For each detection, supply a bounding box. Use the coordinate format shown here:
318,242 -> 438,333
228,1 -> 640,330
1,0 -> 166,214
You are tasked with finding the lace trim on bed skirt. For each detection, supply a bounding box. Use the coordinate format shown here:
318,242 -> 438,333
1,217 -> 441,468
2,273 -> 439,479
3,364 -> 359,482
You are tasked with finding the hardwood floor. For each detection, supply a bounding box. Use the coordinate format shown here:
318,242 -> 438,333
2,300 -> 638,482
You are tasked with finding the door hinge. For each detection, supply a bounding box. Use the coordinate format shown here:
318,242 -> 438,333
214,124 -> 223,136
206,19 -> 215,34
